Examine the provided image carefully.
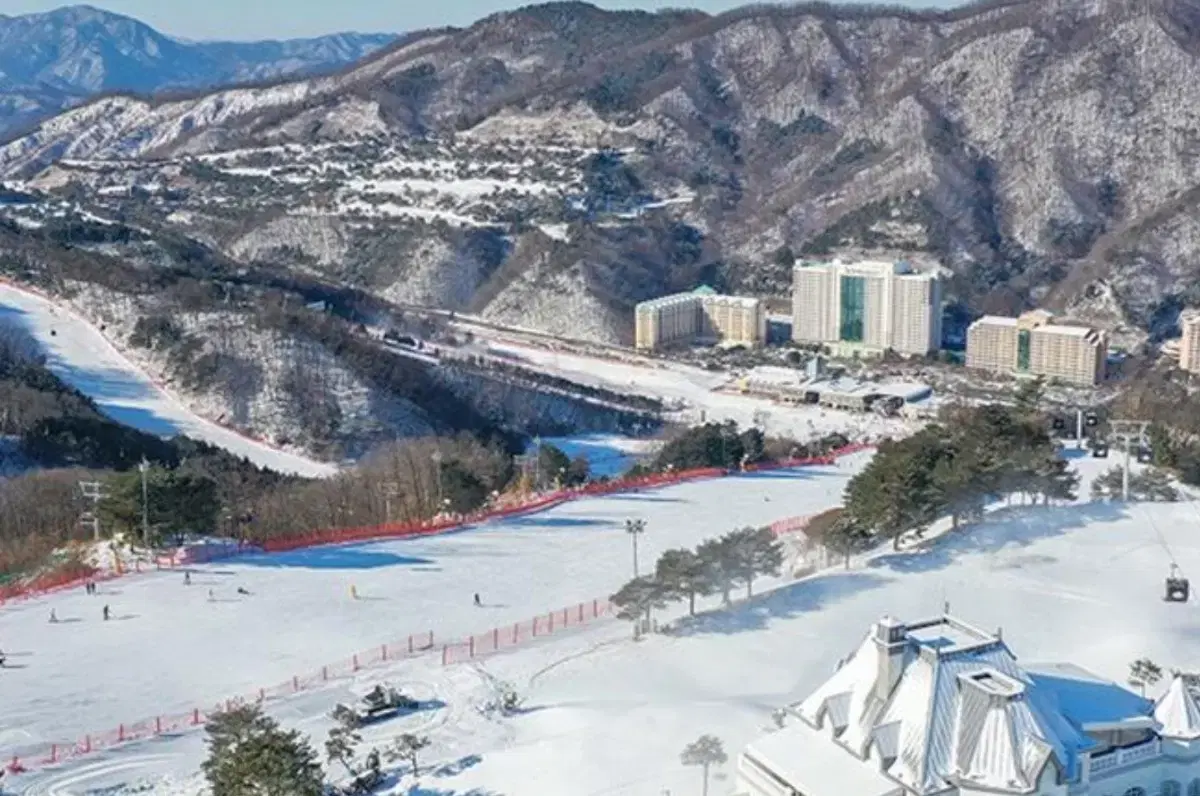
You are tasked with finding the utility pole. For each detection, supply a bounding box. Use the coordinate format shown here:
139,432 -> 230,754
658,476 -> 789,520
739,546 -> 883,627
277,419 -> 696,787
78,480 -> 104,541
138,459 -> 151,546
1075,408 -> 1084,450
625,518 -> 646,578
430,451 -> 443,513
1109,420 -> 1151,501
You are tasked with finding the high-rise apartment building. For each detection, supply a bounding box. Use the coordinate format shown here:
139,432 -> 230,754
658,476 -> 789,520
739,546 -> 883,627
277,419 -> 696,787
965,310 -> 1106,386
1178,311 -> 1200,375
791,260 -> 943,356
634,287 -> 766,350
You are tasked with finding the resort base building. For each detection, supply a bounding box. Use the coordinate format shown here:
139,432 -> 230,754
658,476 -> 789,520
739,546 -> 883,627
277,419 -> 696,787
634,286 -> 766,350
966,310 -> 1106,386
791,259 -> 943,358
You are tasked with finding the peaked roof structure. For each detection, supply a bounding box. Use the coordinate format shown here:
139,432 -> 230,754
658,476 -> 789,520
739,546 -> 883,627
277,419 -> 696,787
1155,675 -> 1200,740
788,615 -> 1153,795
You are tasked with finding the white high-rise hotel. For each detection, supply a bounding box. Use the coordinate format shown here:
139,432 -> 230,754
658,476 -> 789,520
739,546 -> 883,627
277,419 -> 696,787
792,260 -> 943,356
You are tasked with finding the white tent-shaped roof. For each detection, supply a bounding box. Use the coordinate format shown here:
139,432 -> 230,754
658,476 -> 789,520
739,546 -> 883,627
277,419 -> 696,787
1155,675 -> 1200,740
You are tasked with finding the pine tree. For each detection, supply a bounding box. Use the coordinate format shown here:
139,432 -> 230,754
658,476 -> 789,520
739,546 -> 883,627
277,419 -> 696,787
325,706 -> 363,781
680,734 -> 727,796
817,511 -> 874,569
654,548 -> 711,615
1129,658 -> 1164,696
388,733 -> 430,778
611,575 -> 671,637
725,527 -> 782,598
696,535 -> 738,605
202,704 -> 324,796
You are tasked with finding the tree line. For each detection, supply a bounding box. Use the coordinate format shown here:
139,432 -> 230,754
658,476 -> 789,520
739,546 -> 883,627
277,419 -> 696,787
817,391 -> 1079,559
610,525 -> 783,636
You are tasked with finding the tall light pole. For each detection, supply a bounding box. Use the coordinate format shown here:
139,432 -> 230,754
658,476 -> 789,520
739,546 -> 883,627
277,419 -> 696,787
138,459 -> 150,546
625,518 -> 646,578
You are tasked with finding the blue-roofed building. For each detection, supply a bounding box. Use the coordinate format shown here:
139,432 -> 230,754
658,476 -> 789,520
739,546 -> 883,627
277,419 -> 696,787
737,614 -> 1200,796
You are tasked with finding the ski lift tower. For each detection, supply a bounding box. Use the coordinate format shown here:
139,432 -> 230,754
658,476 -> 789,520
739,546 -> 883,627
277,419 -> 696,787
1109,420 -> 1151,501
78,480 -> 104,541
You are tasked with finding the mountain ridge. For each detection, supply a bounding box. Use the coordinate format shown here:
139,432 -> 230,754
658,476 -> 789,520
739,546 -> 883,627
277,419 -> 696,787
0,4 -> 398,140
5,0 -> 1200,352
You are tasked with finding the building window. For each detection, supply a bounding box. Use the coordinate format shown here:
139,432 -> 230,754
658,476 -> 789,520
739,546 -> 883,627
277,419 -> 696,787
839,275 -> 865,343
1017,329 -> 1031,371
1163,782 -> 1182,796
1187,781 -> 1200,796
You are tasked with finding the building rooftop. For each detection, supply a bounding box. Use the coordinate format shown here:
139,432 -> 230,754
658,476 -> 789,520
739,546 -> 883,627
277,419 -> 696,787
789,614 -> 1152,795
636,290 -> 761,311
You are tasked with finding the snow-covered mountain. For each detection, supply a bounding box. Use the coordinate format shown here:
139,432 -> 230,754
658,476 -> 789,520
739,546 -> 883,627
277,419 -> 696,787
6,0 -> 1200,350
0,4 -> 396,140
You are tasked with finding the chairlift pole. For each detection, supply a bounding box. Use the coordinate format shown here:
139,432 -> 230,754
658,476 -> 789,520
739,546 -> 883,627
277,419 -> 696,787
1109,420 -> 1151,501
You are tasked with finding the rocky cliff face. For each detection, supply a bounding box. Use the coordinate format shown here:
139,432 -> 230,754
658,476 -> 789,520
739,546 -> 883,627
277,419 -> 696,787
5,0 -> 1200,347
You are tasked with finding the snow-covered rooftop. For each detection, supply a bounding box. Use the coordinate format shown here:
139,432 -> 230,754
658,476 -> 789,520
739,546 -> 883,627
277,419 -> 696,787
1155,675 -> 1200,740
782,613 -> 1154,795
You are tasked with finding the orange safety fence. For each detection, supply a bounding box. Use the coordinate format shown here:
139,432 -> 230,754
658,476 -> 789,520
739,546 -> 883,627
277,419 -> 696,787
769,515 -> 813,536
5,596 -> 622,774
2,445 -> 879,775
440,598 -> 614,665
5,628 -> 437,775
0,444 -> 873,609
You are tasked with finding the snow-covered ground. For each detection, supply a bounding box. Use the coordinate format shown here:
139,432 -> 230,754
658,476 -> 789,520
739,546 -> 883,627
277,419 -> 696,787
0,456 -> 862,785
483,339 -> 918,443
10,452 -> 1192,796
536,434 -> 659,478
0,283 -> 336,478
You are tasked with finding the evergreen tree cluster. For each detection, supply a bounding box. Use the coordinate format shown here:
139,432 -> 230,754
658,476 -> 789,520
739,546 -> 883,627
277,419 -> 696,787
610,526 -> 783,634
633,420 -> 847,475
1090,466 -> 1179,502
840,401 -> 1078,550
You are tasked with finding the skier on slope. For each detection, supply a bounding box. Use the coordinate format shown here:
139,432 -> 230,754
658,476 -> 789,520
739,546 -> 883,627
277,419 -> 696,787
474,593 -> 482,607
49,609 -> 57,623
184,571 -> 191,585
102,605 -> 110,621
236,587 -> 250,596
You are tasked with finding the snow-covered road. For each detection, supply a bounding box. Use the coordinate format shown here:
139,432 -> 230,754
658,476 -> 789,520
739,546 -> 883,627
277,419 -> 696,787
0,282 -> 336,478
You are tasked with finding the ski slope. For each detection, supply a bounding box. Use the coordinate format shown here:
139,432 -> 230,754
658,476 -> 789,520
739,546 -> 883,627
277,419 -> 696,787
0,282 -> 336,478
15,452 -> 1199,796
0,456 -> 862,769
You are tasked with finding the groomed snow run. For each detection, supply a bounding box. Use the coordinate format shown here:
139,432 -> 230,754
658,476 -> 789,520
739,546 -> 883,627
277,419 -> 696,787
0,283 -> 336,478
0,455 -> 862,775
13,452 -> 1193,796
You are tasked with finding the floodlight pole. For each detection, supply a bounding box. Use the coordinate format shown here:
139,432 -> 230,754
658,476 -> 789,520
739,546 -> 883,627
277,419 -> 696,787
625,518 -> 646,578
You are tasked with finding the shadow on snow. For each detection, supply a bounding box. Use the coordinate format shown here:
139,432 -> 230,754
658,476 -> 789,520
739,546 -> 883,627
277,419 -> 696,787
234,548 -> 436,571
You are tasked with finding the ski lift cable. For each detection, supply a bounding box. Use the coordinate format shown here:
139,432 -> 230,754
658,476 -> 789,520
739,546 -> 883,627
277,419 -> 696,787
1133,498 -> 1180,573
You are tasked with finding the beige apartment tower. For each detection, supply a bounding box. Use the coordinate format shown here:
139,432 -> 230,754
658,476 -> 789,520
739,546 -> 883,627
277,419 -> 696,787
635,287 -> 766,350
791,259 -> 943,356
966,310 -> 1106,386
1179,311 -> 1200,375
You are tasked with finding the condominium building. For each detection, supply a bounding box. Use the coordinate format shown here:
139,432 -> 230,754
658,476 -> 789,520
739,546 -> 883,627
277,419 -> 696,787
738,613 -> 1200,796
634,287 -> 766,350
791,260 -> 943,356
966,310 -> 1106,386
1178,311 -> 1200,375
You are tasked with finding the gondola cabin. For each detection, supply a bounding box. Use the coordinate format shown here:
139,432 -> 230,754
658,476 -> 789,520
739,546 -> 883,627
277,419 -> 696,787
1167,565 -> 1190,602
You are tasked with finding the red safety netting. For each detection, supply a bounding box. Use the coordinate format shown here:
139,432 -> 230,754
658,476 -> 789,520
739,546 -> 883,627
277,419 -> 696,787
3,445 -> 877,775
440,599 -> 614,665
0,445 -> 872,609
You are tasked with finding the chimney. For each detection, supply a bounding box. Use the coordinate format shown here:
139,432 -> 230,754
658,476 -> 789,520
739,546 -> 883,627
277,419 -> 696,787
873,616 -> 907,702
